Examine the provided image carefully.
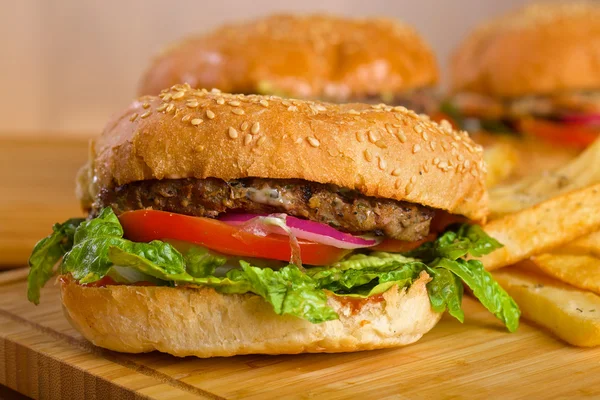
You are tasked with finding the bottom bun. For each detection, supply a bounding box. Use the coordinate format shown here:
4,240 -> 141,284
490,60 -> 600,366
60,271 -> 441,358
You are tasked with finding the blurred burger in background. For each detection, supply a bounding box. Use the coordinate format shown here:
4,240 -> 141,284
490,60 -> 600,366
446,1 -> 600,186
139,14 -> 439,114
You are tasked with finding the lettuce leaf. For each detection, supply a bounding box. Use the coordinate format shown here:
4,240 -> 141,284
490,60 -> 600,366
27,218 -> 84,304
26,209 -> 519,330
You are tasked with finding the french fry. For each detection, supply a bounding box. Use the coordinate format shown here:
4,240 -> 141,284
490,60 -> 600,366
533,254 -> 600,295
481,183 -> 600,271
489,137 -> 600,218
560,230 -> 600,258
493,262 -> 600,347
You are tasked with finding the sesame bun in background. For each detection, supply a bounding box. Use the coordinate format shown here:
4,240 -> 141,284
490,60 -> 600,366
138,14 -> 439,112
446,1 -> 600,186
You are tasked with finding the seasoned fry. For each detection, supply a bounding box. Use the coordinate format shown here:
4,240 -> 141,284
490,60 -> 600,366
489,137 -> 600,218
494,262 -> 600,347
481,183 -> 600,271
533,254 -> 600,295
561,230 -> 600,258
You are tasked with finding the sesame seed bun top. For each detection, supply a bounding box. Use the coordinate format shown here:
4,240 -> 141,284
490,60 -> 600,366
138,14 -> 438,101
450,1 -> 600,98
84,84 -> 487,221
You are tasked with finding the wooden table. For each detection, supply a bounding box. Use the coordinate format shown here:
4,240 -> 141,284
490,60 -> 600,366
2,137 -> 600,399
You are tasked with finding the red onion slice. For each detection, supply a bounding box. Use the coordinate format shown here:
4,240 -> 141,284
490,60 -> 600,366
219,213 -> 382,249
561,114 -> 600,125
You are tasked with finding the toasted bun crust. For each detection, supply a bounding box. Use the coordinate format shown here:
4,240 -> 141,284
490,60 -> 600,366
451,2 -> 600,97
138,14 -> 438,100
60,272 -> 441,357
87,85 -> 487,220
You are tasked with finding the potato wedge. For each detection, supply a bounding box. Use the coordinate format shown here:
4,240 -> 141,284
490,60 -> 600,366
561,230 -> 600,258
493,262 -> 600,347
533,254 -> 600,295
482,183 -> 600,271
489,137 -> 600,218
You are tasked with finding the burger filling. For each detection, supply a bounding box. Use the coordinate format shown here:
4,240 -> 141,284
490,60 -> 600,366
95,178 -> 434,242
27,178 -> 520,331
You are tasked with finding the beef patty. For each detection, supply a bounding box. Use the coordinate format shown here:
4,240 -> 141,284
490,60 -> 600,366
95,178 -> 434,241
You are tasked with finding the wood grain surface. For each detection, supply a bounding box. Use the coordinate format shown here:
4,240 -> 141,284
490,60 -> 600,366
1,269 -> 600,399
0,136 -> 89,267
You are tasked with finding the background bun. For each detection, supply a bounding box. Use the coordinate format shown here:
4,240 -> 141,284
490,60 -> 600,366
60,272 -> 441,357
89,85 -> 487,220
138,14 -> 438,100
451,1 -> 600,97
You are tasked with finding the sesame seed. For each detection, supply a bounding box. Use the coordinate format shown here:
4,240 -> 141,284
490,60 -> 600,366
307,137 -> 320,148
394,106 -> 408,112
240,121 -> 249,131
211,88 -> 221,93
171,91 -> 185,100
410,176 -> 417,183
315,104 -> 327,111
140,111 -> 151,119
216,98 -> 225,105
438,161 -> 449,169
392,168 -> 402,176
368,131 -> 378,143
364,149 -> 373,162
451,142 -> 459,148
412,144 -> 421,153
282,101 -> 291,107
395,132 -> 407,143
257,136 -> 266,146
156,103 -> 168,112
228,101 -> 241,106
375,140 -> 387,149
405,182 -> 415,195
191,118 -> 203,126
356,131 -> 366,143
441,142 -> 449,151
464,160 -> 471,169
386,125 -> 394,134
186,101 -> 199,108
173,109 -> 180,117
433,157 -> 440,165
232,108 -> 245,115
470,168 -> 479,177
166,104 -> 175,113
378,157 -> 387,170
395,180 -> 402,189
430,141 -> 437,151
348,109 -> 360,115
423,164 -> 430,173
162,94 -> 172,101
251,122 -> 260,134
260,100 -> 269,107
142,102 -> 150,109
413,124 -> 424,134
129,113 -> 138,122
228,127 -> 239,139
244,134 -> 253,145
206,110 -> 215,119
422,131 -> 429,141
181,115 -> 191,122
288,105 -> 298,112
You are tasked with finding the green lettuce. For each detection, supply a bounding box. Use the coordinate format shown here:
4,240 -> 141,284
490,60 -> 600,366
26,208 -> 520,330
27,218 -> 84,304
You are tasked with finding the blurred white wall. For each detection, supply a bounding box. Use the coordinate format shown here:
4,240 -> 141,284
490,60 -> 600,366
1,0 -> 535,135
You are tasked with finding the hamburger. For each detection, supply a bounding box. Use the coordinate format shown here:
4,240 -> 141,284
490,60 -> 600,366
138,14 -> 439,114
446,1 -> 600,184
27,85 -> 519,358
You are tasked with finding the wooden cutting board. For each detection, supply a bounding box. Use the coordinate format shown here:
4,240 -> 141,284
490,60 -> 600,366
2,269 -> 600,399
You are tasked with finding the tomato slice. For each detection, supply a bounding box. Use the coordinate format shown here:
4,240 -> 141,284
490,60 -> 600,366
119,210 -> 350,266
519,118 -> 598,149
